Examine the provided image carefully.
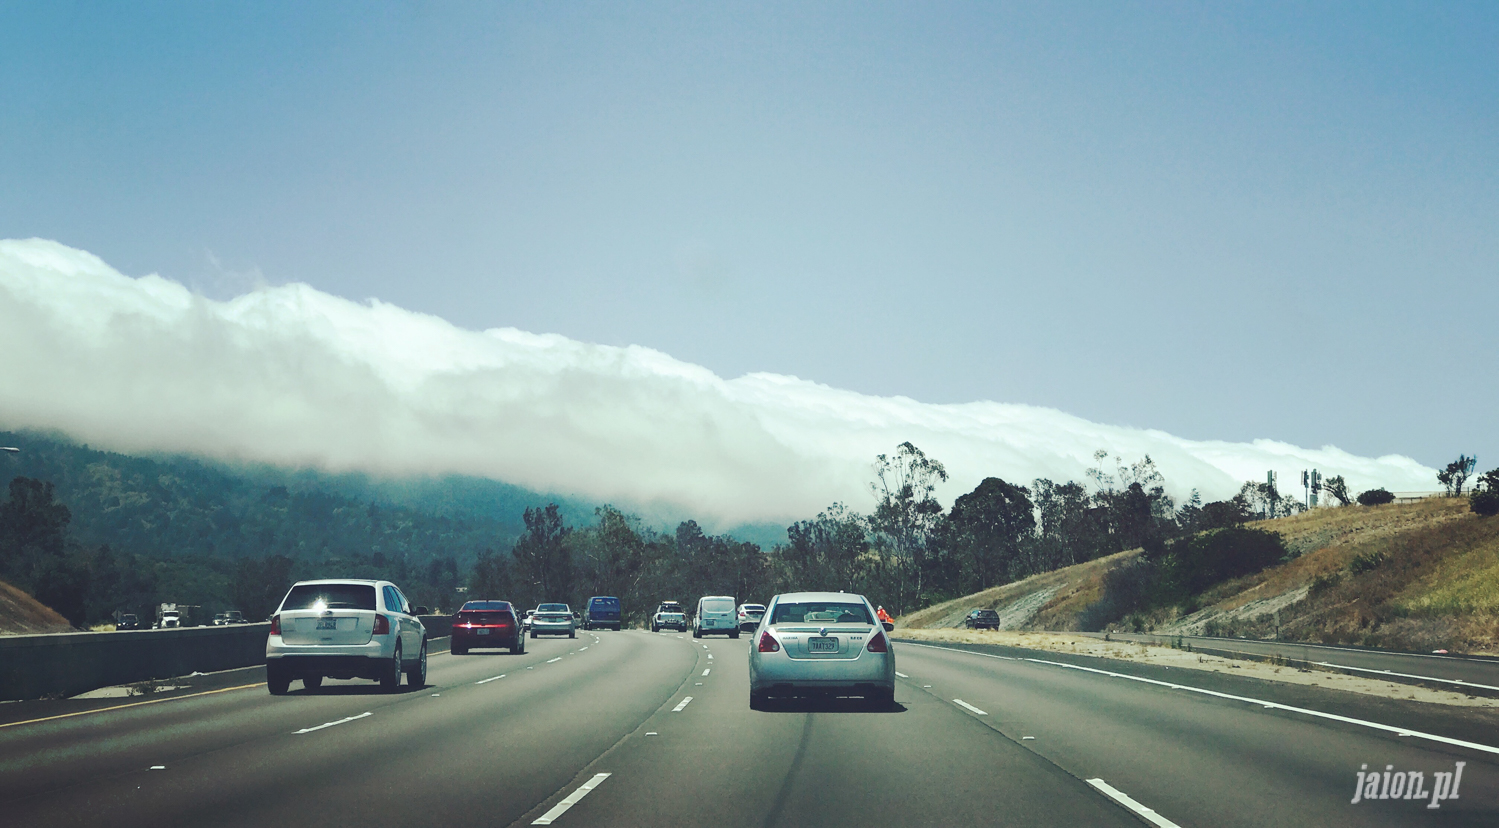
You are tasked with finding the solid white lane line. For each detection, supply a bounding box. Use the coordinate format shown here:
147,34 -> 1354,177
702,668 -> 711,676
903,641 -> 1499,757
673,696 -> 693,712
532,773 -> 611,825
953,699 -> 988,716
294,711 -> 371,735
1087,779 -> 1181,828
895,671 -> 909,678
547,657 -> 563,663
1311,661 -> 1499,692
476,674 -> 506,684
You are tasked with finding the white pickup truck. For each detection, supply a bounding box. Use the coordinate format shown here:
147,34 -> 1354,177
651,601 -> 688,632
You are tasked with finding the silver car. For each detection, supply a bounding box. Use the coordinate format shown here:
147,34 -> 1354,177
529,603 -> 576,638
747,591 -> 895,709
264,579 -> 428,694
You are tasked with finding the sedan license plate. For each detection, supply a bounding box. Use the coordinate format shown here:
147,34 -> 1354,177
809,636 -> 838,653
477,628 -> 490,635
316,618 -> 338,631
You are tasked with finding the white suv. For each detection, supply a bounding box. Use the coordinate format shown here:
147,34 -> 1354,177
265,579 -> 428,694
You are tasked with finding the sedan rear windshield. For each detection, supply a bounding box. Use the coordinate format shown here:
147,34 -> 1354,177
461,612 -> 514,624
281,584 -> 377,611
772,602 -> 873,625
461,601 -> 512,612
538,603 -> 569,613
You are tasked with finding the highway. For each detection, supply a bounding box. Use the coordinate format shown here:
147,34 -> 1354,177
1,631 -> 1495,827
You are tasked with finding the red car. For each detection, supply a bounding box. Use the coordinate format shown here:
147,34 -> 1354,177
450,600 -> 525,655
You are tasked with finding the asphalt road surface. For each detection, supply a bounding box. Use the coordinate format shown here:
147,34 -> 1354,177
2,630 -> 1495,827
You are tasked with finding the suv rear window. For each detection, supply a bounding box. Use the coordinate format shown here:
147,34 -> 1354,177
281,584 -> 377,611
590,597 -> 619,607
701,598 -> 734,613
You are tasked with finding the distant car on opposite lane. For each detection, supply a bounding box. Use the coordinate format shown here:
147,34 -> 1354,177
530,603 -> 576,638
451,600 -> 526,655
964,609 -> 1001,630
115,613 -> 140,631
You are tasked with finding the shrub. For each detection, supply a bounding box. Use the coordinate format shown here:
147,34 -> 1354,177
1145,526 -> 1288,607
1357,488 -> 1395,506
1309,572 -> 1342,597
1348,550 -> 1385,574
1471,489 -> 1499,517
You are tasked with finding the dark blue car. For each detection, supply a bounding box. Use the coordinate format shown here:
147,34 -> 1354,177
584,596 -> 622,631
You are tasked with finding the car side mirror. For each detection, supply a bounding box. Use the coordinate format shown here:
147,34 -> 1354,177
882,622 -> 894,632
415,606 -> 430,616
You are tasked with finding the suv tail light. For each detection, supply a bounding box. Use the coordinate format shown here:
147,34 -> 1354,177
268,614 -> 280,635
867,631 -> 889,653
373,614 -> 391,636
758,631 -> 780,653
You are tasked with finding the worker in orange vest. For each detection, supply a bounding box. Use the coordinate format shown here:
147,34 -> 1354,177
876,606 -> 893,624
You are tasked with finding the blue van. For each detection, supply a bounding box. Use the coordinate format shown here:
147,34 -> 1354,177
584,596 -> 622,631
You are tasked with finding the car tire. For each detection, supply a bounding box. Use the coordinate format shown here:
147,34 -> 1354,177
405,642 -> 427,688
870,686 -> 895,709
267,664 -> 290,696
749,689 -> 767,711
381,645 -> 403,692
512,638 -> 524,654
692,627 -> 702,639
729,630 -> 740,639
530,629 -> 537,639
303,674 -> 323,691
569,629 -> 576,639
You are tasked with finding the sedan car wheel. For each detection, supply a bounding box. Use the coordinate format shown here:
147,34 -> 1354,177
303,674 -> 323,691
267,664 -> 291,696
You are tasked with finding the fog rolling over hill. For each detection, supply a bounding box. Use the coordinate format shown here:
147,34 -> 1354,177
0,238 -> 1434,527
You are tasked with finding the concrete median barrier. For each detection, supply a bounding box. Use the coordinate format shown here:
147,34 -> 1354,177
0,616 -> 455,701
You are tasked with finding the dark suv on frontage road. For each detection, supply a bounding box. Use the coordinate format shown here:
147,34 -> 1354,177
964,609 -> 1001,630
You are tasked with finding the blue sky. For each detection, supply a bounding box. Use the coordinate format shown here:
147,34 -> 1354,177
3,1 -> 1496,474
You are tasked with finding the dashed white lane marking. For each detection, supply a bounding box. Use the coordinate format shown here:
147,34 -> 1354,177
476,674 -> 506,685
1087,778 -> 1182,828
702,668 -> 711,676
952,699 -> 988,716
672,697 -> 693,712
902,641 -> 1499,757
895,671 -> 909,678
532,773 -> 612,825
707,653 -> 713,660
579,646 -> 588,651
547,657 -> 563,663
294,711 -> 371,735
149,765 -> 165,770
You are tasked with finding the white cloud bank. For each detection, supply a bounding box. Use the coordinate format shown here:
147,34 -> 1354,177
0,238 -> 1435,527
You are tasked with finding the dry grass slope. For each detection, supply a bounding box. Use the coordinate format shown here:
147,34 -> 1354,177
0,579 -> 74,635
898,498 -> 1499,656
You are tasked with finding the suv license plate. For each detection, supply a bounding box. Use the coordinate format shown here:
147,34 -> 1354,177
809,637 -> 838,652
477,628 -> 490,635
316,618 -> 337,631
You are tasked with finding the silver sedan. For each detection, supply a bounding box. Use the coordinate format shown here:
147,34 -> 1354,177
529,603 -> 576,638
747,591 -> 895,709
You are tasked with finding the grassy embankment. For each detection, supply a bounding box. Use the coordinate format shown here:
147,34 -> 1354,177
0,579 -> 73,635
901,498 -> 1499,656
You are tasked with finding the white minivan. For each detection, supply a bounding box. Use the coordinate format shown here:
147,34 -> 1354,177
693,595 -> 739,639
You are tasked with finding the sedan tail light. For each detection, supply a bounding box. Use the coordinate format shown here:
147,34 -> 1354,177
373,614 -> 391,635
867,631 -> 889,653
758,631 -> 780,653
268,615 -> 280,635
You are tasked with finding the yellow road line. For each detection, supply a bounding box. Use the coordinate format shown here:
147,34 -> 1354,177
0,682 -> 265,730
